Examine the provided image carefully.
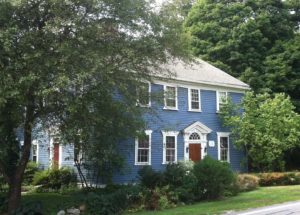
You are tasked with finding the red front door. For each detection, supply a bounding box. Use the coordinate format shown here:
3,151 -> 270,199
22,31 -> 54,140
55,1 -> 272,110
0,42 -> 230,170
189,144 -> 201,162
53,143 -> 59,168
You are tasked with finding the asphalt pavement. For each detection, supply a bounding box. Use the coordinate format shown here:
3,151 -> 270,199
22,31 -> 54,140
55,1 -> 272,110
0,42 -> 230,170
225,201 -> 300,215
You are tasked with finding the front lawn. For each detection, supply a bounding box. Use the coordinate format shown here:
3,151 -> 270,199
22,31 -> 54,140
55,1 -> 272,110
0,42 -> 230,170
132,185 -> 300,215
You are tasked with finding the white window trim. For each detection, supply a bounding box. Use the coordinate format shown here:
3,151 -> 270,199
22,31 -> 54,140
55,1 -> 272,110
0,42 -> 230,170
162,131 -> 179,164
137,82 -> 151,108
217,132 -> 230,163
135,130 -> 152,165
163,85 -> 178,110
188,88 -> 202,112
216,91 -> 228,112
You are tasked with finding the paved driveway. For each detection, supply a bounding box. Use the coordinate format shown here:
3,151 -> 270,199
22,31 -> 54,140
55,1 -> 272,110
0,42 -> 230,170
225,201 -> 300,215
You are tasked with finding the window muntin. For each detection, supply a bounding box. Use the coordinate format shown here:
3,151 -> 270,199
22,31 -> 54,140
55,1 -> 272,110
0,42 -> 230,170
137,82 -> 150,107
217,91 -> 228,111
137,135 -> 150,163
189,89 -> 201,111
164,86 -> 177,109
162,131 -> 178,164
166,136 -> 176,163
189,132 -> 201,140
135,130 -> 152,165
217,133 -> 230,162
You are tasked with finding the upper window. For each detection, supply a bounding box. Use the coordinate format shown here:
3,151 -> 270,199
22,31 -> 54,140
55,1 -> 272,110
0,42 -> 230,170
217,132 -> 230,162
135,130 -> 152,165
162,131 -> 179,164
137,82 -> 151,107
164,86 -> 177,110
189,88 -> 201,111
217,91 -> 228,112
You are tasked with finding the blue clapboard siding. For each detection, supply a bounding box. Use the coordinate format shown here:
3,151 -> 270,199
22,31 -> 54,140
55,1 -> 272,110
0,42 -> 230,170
112,84 -> 246,184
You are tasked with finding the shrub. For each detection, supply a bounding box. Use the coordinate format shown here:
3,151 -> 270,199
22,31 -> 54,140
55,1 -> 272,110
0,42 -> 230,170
258,172 -> 300,186
138,166 -> 164,189
85,189 -> 128,215
144,186 -> 174,210
193,156 -> 236,200
163,161 -> 194,187
237,174 -> 259,191
23,162 -> 39,185
33,167 -> 77,190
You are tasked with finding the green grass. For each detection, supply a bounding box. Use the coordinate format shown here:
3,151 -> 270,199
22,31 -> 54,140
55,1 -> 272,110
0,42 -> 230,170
132,185 -> 300,215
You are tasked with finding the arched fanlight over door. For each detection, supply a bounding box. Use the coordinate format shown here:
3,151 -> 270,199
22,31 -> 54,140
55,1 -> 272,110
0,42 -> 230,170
189,132 -> 201,140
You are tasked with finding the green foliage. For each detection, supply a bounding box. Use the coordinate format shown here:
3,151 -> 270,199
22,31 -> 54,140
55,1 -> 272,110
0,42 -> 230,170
237,174 -> 260,192
85,190 -> 128,215
193,156 -> 236,200
258,172 -> 300,186
33,168 -> 77,190
13,202 -> 43,215
23,162 -> 39,186
163,161 -> 197,203
0,0 -> 189,210
185,0 -> 300,111
219,92 -> 300,171
138,166 -> 164,189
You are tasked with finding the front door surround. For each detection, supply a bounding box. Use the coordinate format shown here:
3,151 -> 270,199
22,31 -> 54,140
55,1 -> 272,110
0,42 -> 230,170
183,121 -> 212,161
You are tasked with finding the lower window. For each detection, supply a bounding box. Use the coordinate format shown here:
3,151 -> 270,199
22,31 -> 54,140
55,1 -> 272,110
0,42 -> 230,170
135,130 -> 152,165
217,133 -> 230,162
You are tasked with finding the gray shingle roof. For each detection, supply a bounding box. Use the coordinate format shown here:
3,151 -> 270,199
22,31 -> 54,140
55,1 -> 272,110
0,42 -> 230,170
158,58 -> 250,90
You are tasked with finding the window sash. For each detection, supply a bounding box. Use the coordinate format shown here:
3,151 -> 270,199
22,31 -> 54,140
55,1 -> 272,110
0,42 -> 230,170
190,89 -> 200,110
136,134 -> 151,165
164,134 -> 177,164
218,92 -> 227,104
32,144 -> 37,162
219,136 -> 229,162
165,86 -> 177,108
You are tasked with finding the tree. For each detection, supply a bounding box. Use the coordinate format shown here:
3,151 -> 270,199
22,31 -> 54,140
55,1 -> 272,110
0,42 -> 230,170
185,0 -> 300,111
219,92 -> 300,172
0,0 -> 188,212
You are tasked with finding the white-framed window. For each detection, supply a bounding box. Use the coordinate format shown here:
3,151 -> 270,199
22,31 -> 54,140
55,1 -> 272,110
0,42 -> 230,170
162,131 -> 179,164
135,130 -> 152,165
164,85 -> 178,110
217,91 -> 228,112
137,82 -> 151,107
32,144 -> 38,163
217,132 -> 230,162
188,88 -> 201,111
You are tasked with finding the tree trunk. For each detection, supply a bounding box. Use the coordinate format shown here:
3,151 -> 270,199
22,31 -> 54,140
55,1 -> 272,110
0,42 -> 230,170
7,177 -> 22,213
7,96 -> 34,213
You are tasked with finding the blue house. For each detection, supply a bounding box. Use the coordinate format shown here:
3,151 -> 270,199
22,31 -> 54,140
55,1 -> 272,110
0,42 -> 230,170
26,59 -> 249,184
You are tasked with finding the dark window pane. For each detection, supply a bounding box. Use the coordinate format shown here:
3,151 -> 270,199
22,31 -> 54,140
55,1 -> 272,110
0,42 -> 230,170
166,136 -> 175,148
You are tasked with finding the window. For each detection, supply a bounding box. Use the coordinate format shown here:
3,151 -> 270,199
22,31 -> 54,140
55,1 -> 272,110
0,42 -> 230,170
217,132 -> 230,162
217,91 -> 228,111
164,86 -> 177,109
32,144 -> 38,163
189,88 -> 201,111
189,132 -> 201,140
137,82 -> 151,107
162,131 -> 179,164
135,130 -> 152,165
